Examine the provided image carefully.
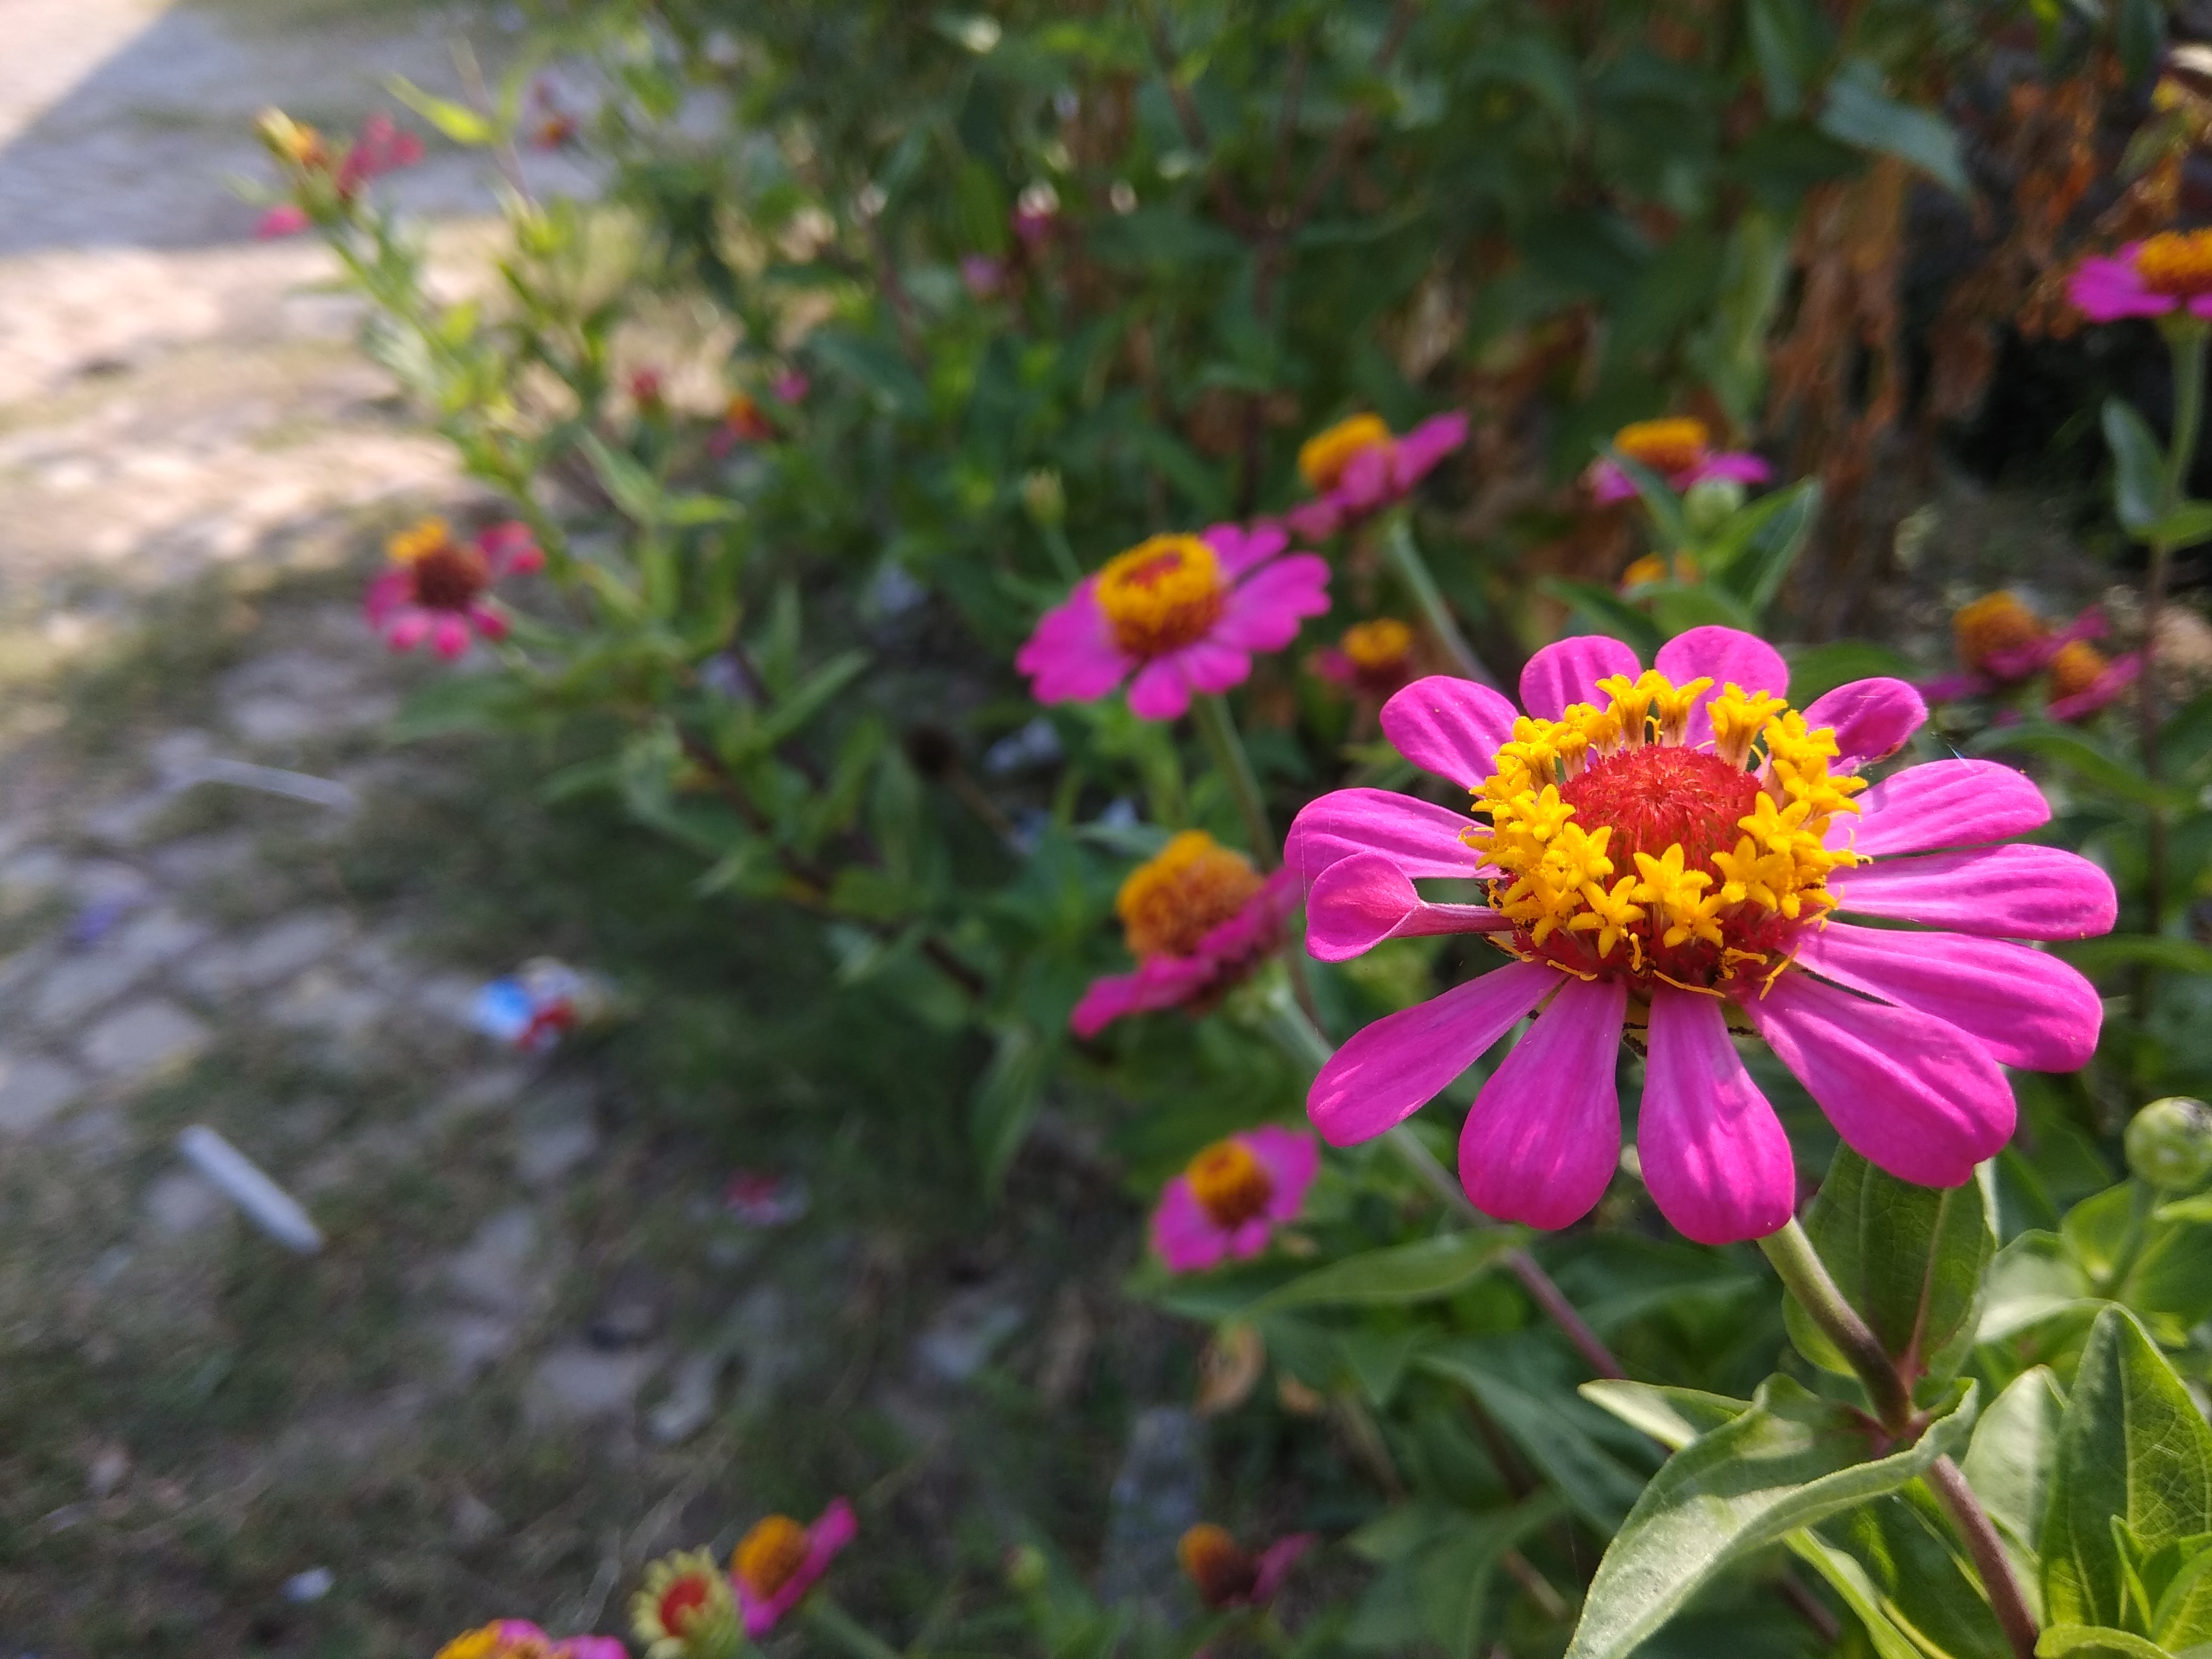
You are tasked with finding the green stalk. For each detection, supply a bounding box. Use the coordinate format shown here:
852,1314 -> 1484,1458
1382,513 -> 1495,686
805,1595 -> 904,1659
1194,693 -> 1279,869
1755,1217 -> 1913,1433
2142,319 -> 2208,975
1926,1454 -> 2041,1659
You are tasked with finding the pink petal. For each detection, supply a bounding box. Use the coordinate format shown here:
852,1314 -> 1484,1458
2068,255 -> 2174,322
1203,521 -> 1290,576
1213,553 -> 1331,650
1380,675 -> 1519,789
1741,973 -> 2014,1188
2048,652 -> 2141,722
255,204 -> 309,238
1458,976 -> 1627,1229
1390,411 -> 1469,486
1070,957 -> 1214,1036
1306,852 -> 1506,961
1152,1178 -> 1232,1271
1657,626 -> 1788,747
1245,1125 -> 1320,1221
1830,844 -> 2116,940
431,614 -> 473,658
1128,642 -> 1251,719
1308,961 -> 1559,1146
1791,922 -> 2102,1074
1018,586 -> 1135,702
1829,758 -> 2050,857
1639,988 -> 1795,1245
1803,677 -> 1925,772
1587,460 -> 1637,504
382,609 -> 433,652
1683,452 -> 1772,488
468,603 -> 509,641
1520,634 -> 1641,719
362,567 -> 412,624
1336,443 -> 1397,513
1286,787 -> 1485,881
1285,498 -> 1344,540
1252,1535 -> 1316,1603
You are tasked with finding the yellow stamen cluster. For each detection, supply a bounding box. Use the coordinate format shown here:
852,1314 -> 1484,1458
1178,1524 -> 1260,1607
1952,591 -> 2046,673
1340,617 -> 1414,671
389,516 -> 454,564
1116,831 -> 1263,960
734,1514 -> 811,1599
1467,671 -> 1863,983
1297,413 -> 1394,491
2049,639 -> 2111,698
1093,534 -> 1228,657
435,1629 -> 551,1659
2135,228 -> 2212,297
1612,417 -> 1711,476
1186,1139 -> 1274,1228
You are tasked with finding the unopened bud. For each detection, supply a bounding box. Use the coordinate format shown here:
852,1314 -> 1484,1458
2127,1096 -> 2212,1191
1682,475 -> 1746,533
1004,1544 -> 1048,1592
1021,469 -> 1065,529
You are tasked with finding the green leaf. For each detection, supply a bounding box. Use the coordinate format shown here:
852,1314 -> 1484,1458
2143,503 -> 2212,552
2154,1537 -> 2212,1646
1971,724 -> 2193,811
1424,1344 -> 1653,1532
1580,1381 -> 1752,1451
1818,59 -> 1967,195
1417,1498 -> 1565,1659
1337,1327 -> 1427,1409
2118,0 -> 2166,87
810,330 -> 929,416
1602,446 -> 1695,550
1784,1530 -> 1931,1659
2063,936 -> 2212,978
1976,1230 -> 2099,1346
1563,1376 -> 1979,1659
1251,1231 -> 1516,1312
1828,1486 -> 2017,1658
1783,640 -> 1915,706
2042,1309 -> 2212,1630
2037,1628 -> 2175,1659
1713,480 -> 1821,614
578,432 -> 664,525
383,75 -> 491,144
1539,579 -> 1666,658
1964,1367 -> 2068,1573
1783,1146 -> 1995,1397
1745,0 -> 1820,118
753,649 -> 870,750
970,1022 -> 1059,1193
2105,399 -> 2169,535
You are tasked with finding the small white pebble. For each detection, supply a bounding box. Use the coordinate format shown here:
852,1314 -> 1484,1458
281,1566 -> 334,1603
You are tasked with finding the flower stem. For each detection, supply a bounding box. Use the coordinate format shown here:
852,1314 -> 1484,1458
2141,319 -> 2206,989
1382,513 -> 1495,686
805,1595 -> 904,1659
1925,1454 -> 2040,1658
1194,693 -> 1279,869
1755,1218 -> 1913,1433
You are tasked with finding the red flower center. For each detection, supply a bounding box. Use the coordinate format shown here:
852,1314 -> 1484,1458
658,1574 -> 712,1636
409,546 -> 489,612
1186,1141 -> 1274,1228
1561,745 -> 1761,881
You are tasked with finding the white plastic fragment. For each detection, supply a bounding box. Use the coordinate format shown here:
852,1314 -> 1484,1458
186,758 -> 357,811
175,1125 -> 324,1254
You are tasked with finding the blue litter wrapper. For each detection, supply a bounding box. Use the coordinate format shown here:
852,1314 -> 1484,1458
468,978 -> 538,1045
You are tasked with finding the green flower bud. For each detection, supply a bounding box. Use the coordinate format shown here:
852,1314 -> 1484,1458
2126,1096 -> 2212,1192
1682,475 -> 1747,533
1004,1544 -> 1049,1592
1021,469 -> 1065,529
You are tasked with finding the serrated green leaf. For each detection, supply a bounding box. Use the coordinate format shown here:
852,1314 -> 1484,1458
2105,399 -> 2169,535
1251,1231 -> 1516,1312
1579,1381 -> 1752,1451
1783,1146 -> 1995,1398
1563,1376 -> 1979,1659
2042,1309 -> 2212,1630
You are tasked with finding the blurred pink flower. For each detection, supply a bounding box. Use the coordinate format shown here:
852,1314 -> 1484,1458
1017,524 -> 1328,720
2070,230 -> 2212,322
1284,411 -> 1467,539
1587,416 -> 1770,504
732,1501 -> 856,1637
365,517 -> 542,659
1151,1127 -> 1318,1272
2046,639 -> 2141,722
434,1620 -> 625,1659
1178,1525 -> 1314,1609
254,204 -> 311,239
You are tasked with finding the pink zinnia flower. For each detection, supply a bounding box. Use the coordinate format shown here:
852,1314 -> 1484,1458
1921,594 -> 2109,703
731,1501 -> 856,1637
365,517 -> 543,659
1286,626 -> 2115,1245
1151,1126 -> 1319,1272
2069,229 -> 2212,322
335,112 -> 425,194
1313,617 -> 1419,702
1017,525 -> 1329,721
1177,1524 -> 1314,1609
1072,831 -> 1298,1037
1284,412 -> 1468,540
1588,417 -> 1771,504
709,391 -> 776,458
2046,639 -> 2141,722
434,1619 -> 625,1659
254,203 -> 310,239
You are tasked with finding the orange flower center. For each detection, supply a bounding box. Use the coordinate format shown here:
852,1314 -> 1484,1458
1613,417 -> 1711,476
1952,592 -> 2046,674
1340,617 -> 1414,672
734,1515 -> 811,1601
1186,1140 -> 1275,1228
434,1630 -> 551,1659
658,1573 -> 713,1636
1116,831 -> 1263,959
1178,1524 -> 1259,1607
2049,639 -> 2111,699
2135,229 -> 2212,297
389,517 -> 489,611
1297,413 -> 1394,491
1093,535 -> 1228,657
